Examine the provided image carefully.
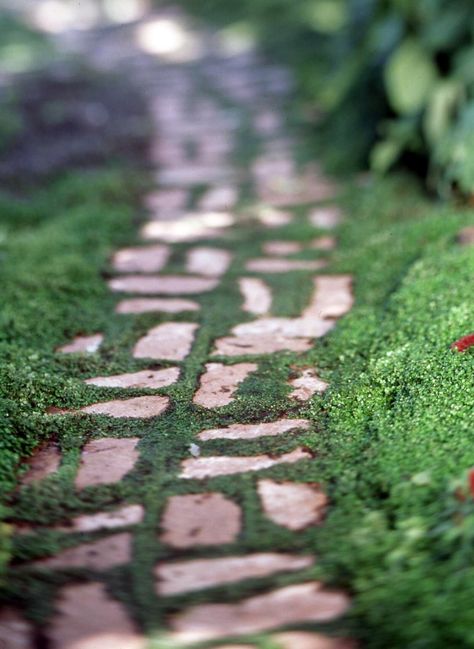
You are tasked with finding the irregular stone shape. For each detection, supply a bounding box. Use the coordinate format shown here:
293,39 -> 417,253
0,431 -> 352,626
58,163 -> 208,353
193,362 -> 258,408
232,318 -> 334,339
303,276 -> 353,320
116,297 -> 200,314
254,109 -> 281,136
56,334 -> 103,354
156,553 -> 313,596
199,418 -> 310,441
108,275 -> 218,295
186,247 -> 232,277
112,245 -> 170,274
141,212 -> 234,243
80,395 -> 169,419
246,258 -> 326,273
457,225 -> 474,246
258,480 -> 328,530
180,448 -> 312,480
58,505 -> 144,534
21,442 -> 60,484
272,632 -> 356,649
33,533 -> 131,570
213,335 -> 312,356
48,583 -> 146,649
311,235 -> 337,251
144,188 -> 188,219
198,186 -> 238,211
0,608 -> 33,649
75,437 -> 139,489
157,166 -> 234,187
239,278 -> 272,315
133,323 -> 198,361
160,493 -> 241,549
256,207 -> 293,228
309,207 -> 342,230
85,367 -> 179,389
290,369 -> 329,401
170,582 -> 350,641
263,241 -> 302,256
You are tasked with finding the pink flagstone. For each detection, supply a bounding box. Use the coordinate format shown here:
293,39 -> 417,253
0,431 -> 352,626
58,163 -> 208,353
80,395 -> 169,418
57,505 -> 144,534
258,480 -> 328,530
21,442 -> 60,484
199,418 -> 310,441
198,186 -> 238,211
311,235 -> 337,251
0,608 -> 33,649
112,244 -> 170,273
239,278 -> 272,315
116,297 -> 200,314
213,334 -> 312,356
246,258 -> 326,273
262,241 -> 302,256
85,367 -> 179,389
302,276 -> 353,320
186,247 -> 232,277
255,207 -> 293,228
75,437 -> 139,489
309,207 -> 343,230
141,212 -> 234,243
193,362 -> 258,408
56,334 -> 103,354
144,188 -> 188,218
32,533 -> 131,570
289,369 -> 329,401
457,226 -> 474,246
272,632 -> 356,649
133,322 -> 198,361
108,275 -> 218,295
232,317 -> 334,339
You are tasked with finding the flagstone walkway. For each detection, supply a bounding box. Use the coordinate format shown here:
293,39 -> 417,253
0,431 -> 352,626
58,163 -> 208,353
1,9 -> 356,649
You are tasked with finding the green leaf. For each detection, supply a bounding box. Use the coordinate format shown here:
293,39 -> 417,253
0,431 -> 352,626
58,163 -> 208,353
370,139 -> 403,174
424,80 -> 463,144
384,39 -> 438,114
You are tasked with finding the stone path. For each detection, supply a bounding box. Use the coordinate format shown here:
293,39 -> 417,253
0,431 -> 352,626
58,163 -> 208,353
1,7 -> 355,649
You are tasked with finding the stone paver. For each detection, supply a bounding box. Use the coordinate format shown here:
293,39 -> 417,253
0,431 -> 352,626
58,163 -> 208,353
21,442 -> 60,484
198,418 -> 310,441
258,480 -> 328,530
262,240 -> 302,256
85,367 -> 180,389
193,362 -> 258,408
142,212 -> 234,242
186,247 -> 232,276
56,334 -> 103,354
246,258 -> 326,273
198,186 -> 238,211
144,188 -> 188,219
232,317 -> 334,339
79,395 -> 169,418
213,334 -> 313,356
116,297 -> 200,314
239,277 -> 272,315
290,369 -> 329,401
112,244 -> 170,273
109,275 -> 218,295
309,206 -> 342,229
160,493 -> 241,548
133,322 -> 198,361
303,276 -> 353,320
58,504 -> 144,533
311,235 -> 337,251
75,438 -> 139,489
272,632 -> 355,649
156,553 -> 314,595
457,225 -> 474,246
0,609 -> 33,649
32,532 -> 131,570
256,207 -> 293,228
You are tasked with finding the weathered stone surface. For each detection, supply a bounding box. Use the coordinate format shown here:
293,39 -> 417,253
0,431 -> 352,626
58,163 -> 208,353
80,395 -> 169,418
21,442 -> 60,485
156,553 -> 313,595
193,362 -> 258,408
58,505 -> 144,534
186,247 -> 232,277
262,241 -> 302,256
112,244 -> 170,273
198,186 -> 238,211
289,369 -> 329,401
116,297 -> 200,314
180,448 -> 312,479
142,212 -> 234,242
0,608 -> 33,649
170,582 -> 350,641
56,334 -> 103,354
232,318 -> 334,339
246,258 -> 326,273
85,367 -> 179,389
144,188 -> 188,219
156,165 -> 234,187
258,480 -> 328,530
272,632 -> 356,649
256,207 -> 293,228
75,438 -> 139,489
303,276 -> 353,320
457,225 -> 474,246
309,207 -> 342,229
33,533 -> 131,570
239,278 -> 272,315
213,335 -> 312,356
133,323 -> 198,361
199,418 -> 310,441
160,493 -> 241,548
48,583 -> 146,649
311,235 -> 337,251
108,275 -> 218,295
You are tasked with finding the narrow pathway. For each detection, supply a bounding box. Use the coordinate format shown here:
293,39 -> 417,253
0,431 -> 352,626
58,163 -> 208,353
1,9 -> 355,649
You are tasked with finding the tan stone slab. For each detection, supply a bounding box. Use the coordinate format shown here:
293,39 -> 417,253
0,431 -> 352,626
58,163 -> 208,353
180,448 -> 312,480
133,323 -> 198,361
256,207 -> 293,228
85,367 -> 179,389
199,418 -> 310,441
160,493 -> 241,549
48,583 -> 146,649
303,276 -> 353,320
58,505 -> 144,534
198,186 -> 238,211
80,395 -> 169,419
0,608 -> 33,649
108,275 -> 218,295
311,235 -> 337,251
142,211 -> 235,243
290,369 -> 329,401
239,278 -> 272,315
21,442 -> 60,485
116,297 -> 200,314
193,362 -> 258,408
262,241 -> 302,256
32,533 -> 131,570
112,244 -> 170,274
457,225 -> 474,246
309,207 -> 343,230
186,247 -> 232,277
170,582 -> 350,641
75,437 -> 139,489
232,317 -> 334,339
56,334 -> 103,354
156,553 -> 314,596
213,335 -> 312,356
246,259 -> 326,273
258,480 -> 327,530
273,632 -> 356,649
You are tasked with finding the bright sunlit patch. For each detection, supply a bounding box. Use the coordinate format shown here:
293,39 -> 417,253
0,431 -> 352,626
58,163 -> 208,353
103,0 -> 150,24
141,212 -> 235,243
31,0 -> 100,32
135,18 -> 204,61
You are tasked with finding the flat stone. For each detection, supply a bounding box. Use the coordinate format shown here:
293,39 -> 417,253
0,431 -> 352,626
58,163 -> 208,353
254,110 -> 281,136
170,582 -> 350,641
272,632 -> 356,649
290,369 -> 329,401
58,505 -> 144,534
179,447 -> 312,480
80,395 -> 169,418
193,362 -> 258,408
116,297 -> 200,314
75,437 -> 139,489
303,276 -> 353,319
21,442 -> 60,485
133,323 -> 198,361
156,553 -> 313,596
311,235 -> 337,251
85,368 -> 179,389
0,609 -> 33,649
262,241 -> 302,256
160,493 -> 241,549
199,418 -> 310,441
48,583 -> 146,649
108,275 -> 218,295
56,334 -> 103,354
112,245 -> 170,273
142,212 -> 235,243
246,258 -> 326,273
457,225 -> 474,246
198,186 -> 238,211
213,335 -> 312,356
258,480 -> 328,530
309,207 -> 342,230
144,188 -> 188,218
33,532 -> 131,570
256,207 -> 293,228
156,165 -> 234,187
232,317 -> 334,339
239,278 -> 272,315
186,247 -> 232,277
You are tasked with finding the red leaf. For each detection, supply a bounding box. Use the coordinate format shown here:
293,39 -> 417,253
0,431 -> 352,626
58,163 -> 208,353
451,333 -> 474,353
